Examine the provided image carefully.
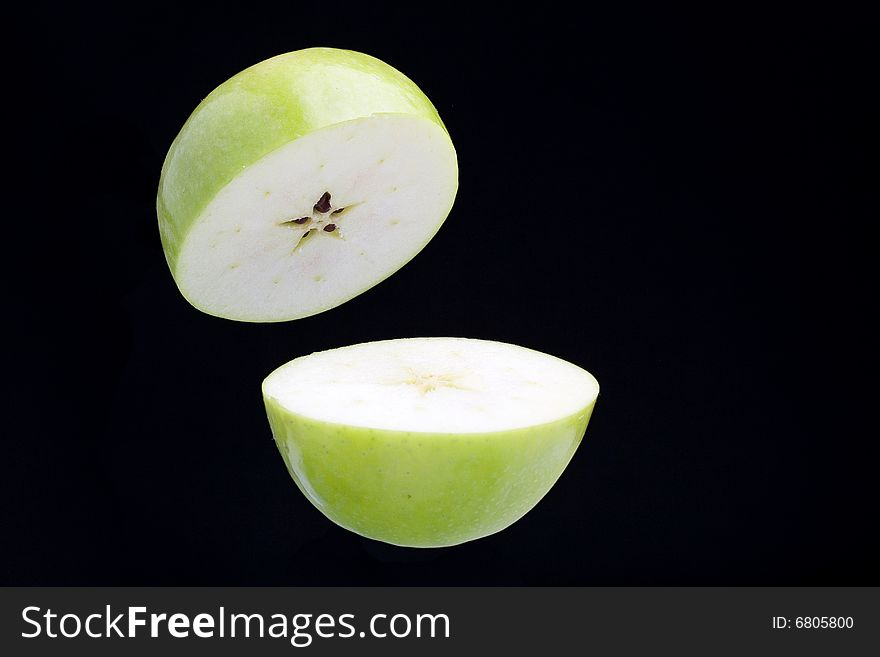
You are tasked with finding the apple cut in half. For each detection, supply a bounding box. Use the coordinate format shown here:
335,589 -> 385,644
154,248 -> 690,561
157,48 -> 458,321
263,338 -> 600,547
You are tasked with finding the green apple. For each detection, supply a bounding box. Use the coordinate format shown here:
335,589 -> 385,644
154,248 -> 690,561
157,48 -> 457,321
262,338 -> 599,547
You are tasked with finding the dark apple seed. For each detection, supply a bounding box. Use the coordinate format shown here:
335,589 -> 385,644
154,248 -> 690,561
314,192 -> 331,213
292,216 -> 310,224
323,224 -> 337,232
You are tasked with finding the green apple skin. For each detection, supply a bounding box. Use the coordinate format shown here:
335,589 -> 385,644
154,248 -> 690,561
157,47 -> 449,277
264,397 -> 596,548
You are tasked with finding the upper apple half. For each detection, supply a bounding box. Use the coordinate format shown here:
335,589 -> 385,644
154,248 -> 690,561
157,48 -> 458,321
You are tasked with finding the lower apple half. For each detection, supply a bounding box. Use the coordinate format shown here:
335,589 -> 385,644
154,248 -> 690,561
262,338 -> 599,548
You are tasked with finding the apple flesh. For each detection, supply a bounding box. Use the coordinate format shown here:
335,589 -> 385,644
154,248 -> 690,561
262,338 -> 599,547
157,48 -> 457,321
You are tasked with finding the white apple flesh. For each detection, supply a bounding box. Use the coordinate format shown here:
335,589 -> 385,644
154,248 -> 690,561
158,48 -> 458,321
263,338 -> 600,547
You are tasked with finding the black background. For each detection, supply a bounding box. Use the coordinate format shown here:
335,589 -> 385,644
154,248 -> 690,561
6,4 -> 874,585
